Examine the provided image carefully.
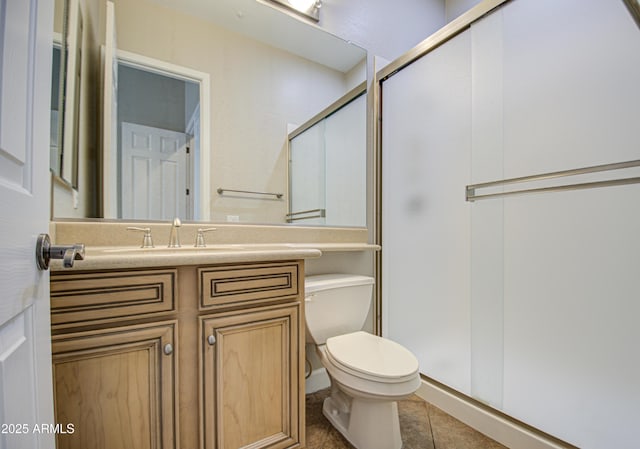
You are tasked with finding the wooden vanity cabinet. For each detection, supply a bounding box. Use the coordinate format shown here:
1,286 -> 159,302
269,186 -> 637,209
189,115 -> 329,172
50,269 -> 179,449
50,260 -> 305,449
197,261 -> 305,449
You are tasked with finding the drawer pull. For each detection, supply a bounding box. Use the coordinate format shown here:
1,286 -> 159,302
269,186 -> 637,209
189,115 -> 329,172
208,335 -> 216,345
163,343 -> 173,355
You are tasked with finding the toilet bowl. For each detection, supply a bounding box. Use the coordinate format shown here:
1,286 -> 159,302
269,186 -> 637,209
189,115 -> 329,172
305,274 -> 421,449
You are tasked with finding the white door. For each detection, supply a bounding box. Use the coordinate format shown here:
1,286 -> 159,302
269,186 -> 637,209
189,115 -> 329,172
121,122 -> 189,220
0,0 -> 55,448
186,104 -> 200,220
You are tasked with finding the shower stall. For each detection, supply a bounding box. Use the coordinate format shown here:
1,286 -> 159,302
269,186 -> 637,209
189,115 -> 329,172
380,1 -> 640,448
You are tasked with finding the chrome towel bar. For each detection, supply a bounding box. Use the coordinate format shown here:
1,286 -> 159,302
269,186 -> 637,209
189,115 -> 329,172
286,208 -> 326,222
217,188 -> 283,199
466,159 -> 640,202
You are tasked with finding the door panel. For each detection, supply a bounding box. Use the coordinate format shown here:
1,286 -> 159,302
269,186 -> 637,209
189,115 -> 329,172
0,0 -> 30,172
0,309 -> 38,449
0,0 -> 55,448
121,122 -> 187,220
382,28 -> 472,395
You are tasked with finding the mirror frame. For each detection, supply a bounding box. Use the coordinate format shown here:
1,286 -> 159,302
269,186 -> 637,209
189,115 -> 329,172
53,0 -> 82,189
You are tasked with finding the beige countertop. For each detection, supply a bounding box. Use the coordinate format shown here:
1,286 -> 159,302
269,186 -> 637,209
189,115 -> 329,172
49,221 -> 379,271
50,243 -> 380,272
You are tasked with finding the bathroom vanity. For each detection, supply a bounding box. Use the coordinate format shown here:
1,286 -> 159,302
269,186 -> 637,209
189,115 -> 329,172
49,247 -> 317,449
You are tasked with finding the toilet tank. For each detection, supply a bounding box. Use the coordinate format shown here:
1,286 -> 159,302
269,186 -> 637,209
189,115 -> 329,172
304,274 -> 374,345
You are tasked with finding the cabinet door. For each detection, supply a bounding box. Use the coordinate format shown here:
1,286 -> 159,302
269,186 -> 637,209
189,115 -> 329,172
201,305 -> 302,449
52,321 -> 178,449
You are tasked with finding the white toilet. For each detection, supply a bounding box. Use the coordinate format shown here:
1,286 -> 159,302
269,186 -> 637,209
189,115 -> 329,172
305,274 -> 421,449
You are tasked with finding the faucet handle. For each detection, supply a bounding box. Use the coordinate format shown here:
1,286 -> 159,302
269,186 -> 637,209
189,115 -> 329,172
127,227 -> 154,248
195,228 -> 217,247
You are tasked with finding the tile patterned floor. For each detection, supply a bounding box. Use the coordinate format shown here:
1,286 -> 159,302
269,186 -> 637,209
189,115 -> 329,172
305,389 -> 507,449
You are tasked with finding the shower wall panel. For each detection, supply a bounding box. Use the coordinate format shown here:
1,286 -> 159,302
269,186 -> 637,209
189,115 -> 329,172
498,0 -> 640,447
381,29 -> 472,395
382,0 -> 640,447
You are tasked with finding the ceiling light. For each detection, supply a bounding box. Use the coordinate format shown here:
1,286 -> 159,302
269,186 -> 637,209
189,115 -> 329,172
264,0 -> 322,22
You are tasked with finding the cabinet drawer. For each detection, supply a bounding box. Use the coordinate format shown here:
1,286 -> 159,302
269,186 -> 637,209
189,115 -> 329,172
199,262 -> 300,310
50,269 -> 177,327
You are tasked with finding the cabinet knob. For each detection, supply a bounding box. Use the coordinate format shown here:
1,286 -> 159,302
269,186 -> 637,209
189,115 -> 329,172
207,335 -> 216,345
163,343 -> 173,355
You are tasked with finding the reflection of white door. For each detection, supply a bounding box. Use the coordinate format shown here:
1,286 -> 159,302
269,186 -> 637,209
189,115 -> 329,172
186,104 -> 200,220
121,122 -> 189,220
0,0 -> 55,448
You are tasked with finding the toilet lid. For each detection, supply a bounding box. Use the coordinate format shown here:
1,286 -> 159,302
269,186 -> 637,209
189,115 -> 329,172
325,331 -> 419,380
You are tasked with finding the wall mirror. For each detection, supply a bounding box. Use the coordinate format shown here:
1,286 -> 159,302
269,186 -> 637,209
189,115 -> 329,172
288,84 -> 366,227
51,0 -> 368,226
51,0 -> 82,189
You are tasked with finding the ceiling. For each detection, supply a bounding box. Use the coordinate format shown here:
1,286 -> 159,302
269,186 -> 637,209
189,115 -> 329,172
148,0 -> 366,73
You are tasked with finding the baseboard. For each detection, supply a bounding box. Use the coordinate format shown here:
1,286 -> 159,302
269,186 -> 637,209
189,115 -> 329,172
305,368 -> 330,394
415,378 -> 574,449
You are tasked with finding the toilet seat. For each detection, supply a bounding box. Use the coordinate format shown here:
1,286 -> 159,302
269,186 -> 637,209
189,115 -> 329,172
325,331 -> 419,383
315,331 -> 422,449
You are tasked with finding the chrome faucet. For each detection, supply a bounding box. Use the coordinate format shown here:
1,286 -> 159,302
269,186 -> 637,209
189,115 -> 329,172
127,226 -> 154,248
168,218 -> 182,248
195,227 -> 217,247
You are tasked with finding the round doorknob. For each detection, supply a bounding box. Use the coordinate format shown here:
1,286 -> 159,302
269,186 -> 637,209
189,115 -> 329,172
35,233 -> 85,270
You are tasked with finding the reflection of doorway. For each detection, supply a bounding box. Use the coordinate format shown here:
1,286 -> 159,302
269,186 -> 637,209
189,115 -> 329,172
103,46 -> 211,220
117,61 -> 199,220
121,122 -> 189,220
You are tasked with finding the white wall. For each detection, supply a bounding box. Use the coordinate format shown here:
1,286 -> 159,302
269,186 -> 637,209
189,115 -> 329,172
445,0 -> 483,22
318,0 -> 491,62
117,65 -> 187,133
318,0 -> 446,62
382,0 -> 640,448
